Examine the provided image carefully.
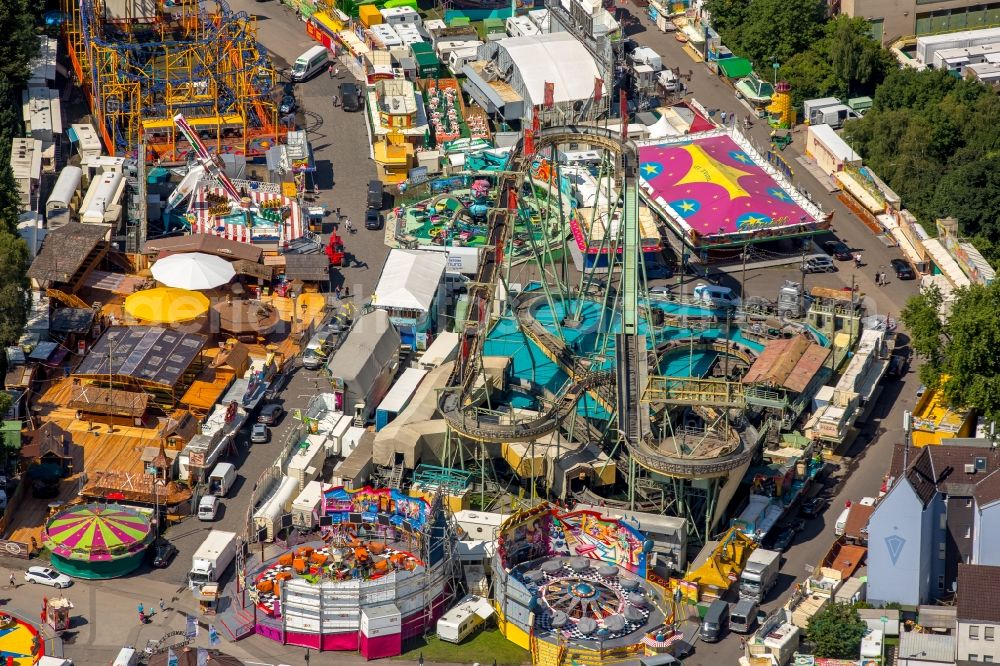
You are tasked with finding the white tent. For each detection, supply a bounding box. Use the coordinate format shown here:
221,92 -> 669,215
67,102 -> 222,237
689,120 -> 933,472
373,249 -> 447,312
151,252 -> 236,290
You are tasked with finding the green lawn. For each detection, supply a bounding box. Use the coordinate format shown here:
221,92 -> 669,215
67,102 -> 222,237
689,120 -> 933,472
395,628 -> 530,665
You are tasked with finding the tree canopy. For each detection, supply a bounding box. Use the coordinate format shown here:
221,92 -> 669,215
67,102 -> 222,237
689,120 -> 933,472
807,603 -> 867,659
901,282 -> 1000,423
706,0 -> 826,67
0,232 -> 30,349
843,68 -> 1000,266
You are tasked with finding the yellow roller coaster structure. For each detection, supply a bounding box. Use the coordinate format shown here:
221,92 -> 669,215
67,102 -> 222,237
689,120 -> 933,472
63,0 -> 283,162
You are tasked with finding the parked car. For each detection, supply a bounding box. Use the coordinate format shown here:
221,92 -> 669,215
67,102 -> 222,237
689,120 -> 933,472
264,372 -> 290,401
799,497 -> 826,518
648,285 -> 673,298
251,423 -> 270,444
887,353 -> 910,379
257,404 -> 284,425
823,240 -> 853,261
771,528 -> 795,552
365,209 -> 383,230
339,81 -> 362,112
151,540 -> 179,568
279,94 -> 297,115
25,566 -> 73,588
891,258 -> 915,280
803,255 -> 837,273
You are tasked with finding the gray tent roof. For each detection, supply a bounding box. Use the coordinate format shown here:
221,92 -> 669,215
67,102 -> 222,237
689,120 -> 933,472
327,309 -> 400,392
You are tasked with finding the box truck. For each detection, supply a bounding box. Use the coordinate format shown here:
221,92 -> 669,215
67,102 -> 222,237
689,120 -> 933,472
188,530 -> 238,590
739,548 -> 781,602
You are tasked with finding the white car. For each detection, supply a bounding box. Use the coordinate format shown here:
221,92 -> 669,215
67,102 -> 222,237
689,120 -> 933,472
25,566 -> 72,588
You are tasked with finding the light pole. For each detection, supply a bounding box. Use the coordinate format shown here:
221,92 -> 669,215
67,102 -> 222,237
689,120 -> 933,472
772,62 -> 780,87
880,615 -> 888,664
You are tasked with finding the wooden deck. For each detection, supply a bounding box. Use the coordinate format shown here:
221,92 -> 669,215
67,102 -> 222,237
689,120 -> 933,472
8,377 -> 183,542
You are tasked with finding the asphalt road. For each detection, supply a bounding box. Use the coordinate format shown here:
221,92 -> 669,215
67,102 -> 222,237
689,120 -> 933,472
14,7 -> 927,664
616,7 -> 925,663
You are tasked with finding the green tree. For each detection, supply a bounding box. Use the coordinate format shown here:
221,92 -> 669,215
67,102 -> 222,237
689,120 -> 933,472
807,603 -> 867,659
826,16 -> 894,96
900,284 -> 946,385
0,155 -> 23,236
901,282 -> 1000,423
706,0 -> 826,66
931,157 -> 1000,241
0,231 -> 30,348
0,0 -> 39,87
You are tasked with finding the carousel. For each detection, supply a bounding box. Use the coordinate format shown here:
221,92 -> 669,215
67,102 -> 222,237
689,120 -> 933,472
246,486 -> 455,656
0,612 -> 44,665
42,504 -> 155,579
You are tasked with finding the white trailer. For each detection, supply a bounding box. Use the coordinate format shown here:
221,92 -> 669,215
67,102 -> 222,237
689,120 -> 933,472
292,480 -> 326,531
253,476 -> 299,542
287,434 -> 327,490
328,414 -> 353,456
437,595 -> 494,643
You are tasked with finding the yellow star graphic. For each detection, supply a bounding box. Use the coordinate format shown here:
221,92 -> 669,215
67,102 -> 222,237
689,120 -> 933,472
679,201 -> 696,212
674,144 -> 752,200
642,164 -> 659,175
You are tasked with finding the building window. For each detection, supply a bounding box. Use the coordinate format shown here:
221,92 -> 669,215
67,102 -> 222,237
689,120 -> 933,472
971,656 -> 979,662
939,575 -> 946,590
977,457 -> 987,471
985,656 -> 994,663
972,626 -> 981,639
986,627 -> 995,641
941,542 -> 947,559
868,17 -> 884,41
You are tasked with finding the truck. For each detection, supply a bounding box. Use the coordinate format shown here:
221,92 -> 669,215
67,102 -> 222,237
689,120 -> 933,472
739,548 -> 781,603
207,462 -> 236,497
291,480 -> 325,531
188,530 -> 238,591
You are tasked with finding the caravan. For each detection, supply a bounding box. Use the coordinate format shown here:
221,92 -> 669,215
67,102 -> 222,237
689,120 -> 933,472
436,595 -> 494,643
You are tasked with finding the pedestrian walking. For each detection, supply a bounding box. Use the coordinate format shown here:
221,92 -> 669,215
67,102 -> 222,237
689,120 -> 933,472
335,286 -> 342,300
345,218 -> 354,233
880,271 -> 887,286
8,573 -> 15,589
335,207 -> 341,219
854,253 -> 863,268
138,602 -> 144,615
720,111 -> 728,125
328,64 -> 335,79
159,598 -> 165,611
343,285 -> 350,298
875,269 -> 882,285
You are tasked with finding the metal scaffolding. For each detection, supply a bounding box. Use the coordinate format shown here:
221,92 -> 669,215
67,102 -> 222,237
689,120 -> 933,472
63,0 -> 282,162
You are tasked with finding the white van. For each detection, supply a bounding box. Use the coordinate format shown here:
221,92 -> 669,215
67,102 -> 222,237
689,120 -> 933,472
442,272 -> 470,294
693,283 -> 741,308
291,45 -> 329,81
834,506 -> 851,536
198,495 -> 220,521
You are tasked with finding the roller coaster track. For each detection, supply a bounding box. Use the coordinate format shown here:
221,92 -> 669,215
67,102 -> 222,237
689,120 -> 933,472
439,124 -> 762,477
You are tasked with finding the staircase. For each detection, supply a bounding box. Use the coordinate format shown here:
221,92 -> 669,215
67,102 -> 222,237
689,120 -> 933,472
46,288 -> 90,309
387,462 -> 404,489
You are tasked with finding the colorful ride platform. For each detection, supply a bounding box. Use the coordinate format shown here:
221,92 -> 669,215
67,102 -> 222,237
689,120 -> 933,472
43,504 -> 155,579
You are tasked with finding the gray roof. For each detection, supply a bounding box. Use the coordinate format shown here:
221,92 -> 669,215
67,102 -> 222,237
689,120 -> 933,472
50,307 -> 96,334
897,632 -> 955,663
283,254 -> 330,281
27,223 -> 108,284
327,309 -> 400,392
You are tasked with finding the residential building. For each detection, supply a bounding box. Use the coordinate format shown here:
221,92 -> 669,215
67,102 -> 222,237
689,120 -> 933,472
867,442 -> 1000,606
956,564 -> 1000,662
897,632 -> 956,666
838,0 -> 1000,46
